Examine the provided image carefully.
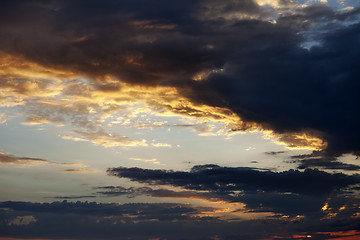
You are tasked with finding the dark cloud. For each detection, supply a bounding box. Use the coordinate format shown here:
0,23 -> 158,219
290,152 -> 360,171
0,200 -> 299,240
107,164 -> 360,217
264,151 -> 286,155
0,200 -> 202,219
95,185 -> 323,216
96,186 -> 226,203
0,200 -> 224,240
52,195 -> 96,200
197,8 -> 360,155
1,1 -> 359,155
1,198 -> 359,240
108,164 -> 360,196
297,158 -> 360,171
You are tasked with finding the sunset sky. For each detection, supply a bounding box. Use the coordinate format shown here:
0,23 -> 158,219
0,0 -> 359,239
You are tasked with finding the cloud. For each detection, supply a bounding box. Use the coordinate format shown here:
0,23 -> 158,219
107,164 -> 360,217
129,157 -> 162,165
0,113 -> 7,124
72,130 -> 148,148
290,152 -> 360,171
108,164 -> 360,196
96,186 -> 223,202
7,216 -> 37,226
0,152 -> 97,174
2,0 -> 359,154
0,200 -> 210,220
150,141 -> 172,148
0,0 -> 360,155
52,196 -> 96,200
264,151 -> 287,155
191,5 -> 360,155
0,199 -> 359,240
0,55 -> 249,149
0,152 -> 49,166
62,168 -> 100,174
260,230 -> 360,240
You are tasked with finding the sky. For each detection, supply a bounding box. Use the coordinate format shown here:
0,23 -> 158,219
0,0 -> 359,239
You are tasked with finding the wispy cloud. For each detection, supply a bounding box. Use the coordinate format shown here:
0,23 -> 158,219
129,158 -> 161,165
0,152 -> 49,166
0,152 -> 97,174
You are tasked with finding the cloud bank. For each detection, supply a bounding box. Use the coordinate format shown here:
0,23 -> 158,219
0,0 -> 359,155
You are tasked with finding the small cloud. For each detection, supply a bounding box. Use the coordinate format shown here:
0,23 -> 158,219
0,113 -> 7,124
264,151 -> 286,155
21,116 -> 51,126
0,152 -> 49,166
129,157 -> 161,165
0,152 -> 95,174
63,168 -> 100,174
73,130 -> 148,148
53,195 -> 96,199
8,216 -> 36,226
68,35 -> 89,43
131,20 -> 177,30
151,140 -> 172,148
245,146 -> 255,151
59,134 -> 89,142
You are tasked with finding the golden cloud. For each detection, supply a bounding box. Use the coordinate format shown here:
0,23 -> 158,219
0,52 -> 328,151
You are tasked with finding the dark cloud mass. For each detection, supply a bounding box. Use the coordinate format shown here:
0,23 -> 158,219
0,201 -> 222,240
1,200 -> 359,240
108,164 -> 360,196
108,164 -> 360,216
0,0 -> 359,155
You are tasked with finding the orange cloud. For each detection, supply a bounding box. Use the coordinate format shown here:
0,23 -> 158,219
319,230 -> 360,240
0,52 -> 328,151
0,152 -> 49,166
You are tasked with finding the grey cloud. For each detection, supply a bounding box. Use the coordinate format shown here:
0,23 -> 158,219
0,200 -> 202,219
107,164 -> 360,217
290,152 -> 360,171
52,195 -> 96,200
1,199 -> 359,240
107,164 -> 360,196
264,151 -> 287,155
96,186 -> 225,202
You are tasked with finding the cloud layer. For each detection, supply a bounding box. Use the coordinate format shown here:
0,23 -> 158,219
107,164 -> 360,222
0,0 -> 359,155
1,200 -> 359,240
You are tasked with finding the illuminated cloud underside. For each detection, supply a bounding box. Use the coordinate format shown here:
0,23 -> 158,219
0,52 -> 327,151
